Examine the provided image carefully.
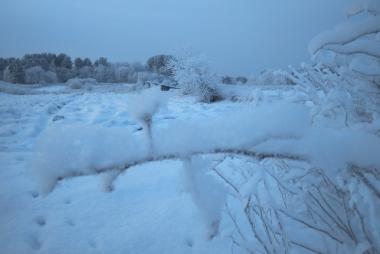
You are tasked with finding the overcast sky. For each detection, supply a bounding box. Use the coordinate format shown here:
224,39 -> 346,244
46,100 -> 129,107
0,0 -> 347,75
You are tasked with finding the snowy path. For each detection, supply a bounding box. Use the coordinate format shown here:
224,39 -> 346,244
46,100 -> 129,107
0,91 -> 235,254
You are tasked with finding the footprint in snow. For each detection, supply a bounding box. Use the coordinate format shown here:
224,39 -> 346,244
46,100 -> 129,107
63,197 -> 71,205
65,219 -> 76,227
30,190 -> 39,198
88,239 -> 97,249
34,216 -> 46,227
185,238 -> 194,248
26,233 -> 43,250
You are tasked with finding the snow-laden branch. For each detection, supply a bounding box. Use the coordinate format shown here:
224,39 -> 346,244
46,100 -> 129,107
31,102 -> 380,195
309,16 -> 380,55
323,39 -> 380,59
309,0 -> 380,77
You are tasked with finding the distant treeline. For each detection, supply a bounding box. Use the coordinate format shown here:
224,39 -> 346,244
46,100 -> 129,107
0,53 -> 176,84
0,53 -> 249,85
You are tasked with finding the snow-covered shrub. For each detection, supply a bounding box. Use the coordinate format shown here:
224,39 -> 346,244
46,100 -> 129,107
300,0 -> 380,126
25,66 -> 58,84
55,67 -> 74,83
147,54 -> 175,76
255,69 -> 297,86
168,53 -> 222,103
67,78 -> 97,89
95,64 -> 115,83
77,66 -> 94,79
287,63 -> 380,127
225,156 -> 380,254
309,0 -> 380,77
236,76 -> 248,84
115,66 -> 131,83
3,61 -> 25,84
222,76 -> 236,85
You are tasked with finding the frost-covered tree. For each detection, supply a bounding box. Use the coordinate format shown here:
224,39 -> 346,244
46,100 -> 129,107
4,59 -> 25,84
94,57 -> 108,67
74,57 -> 92,69
0,58 -> 8,80
115,65 -> 131,83
74,58 -> 84,69
168,52 -> 221,103
25,66 -> 58,84
95,64 -> 116,83
82,58 -> 92,67
22,53 -> 56,71
309,0 -> 380,77
55,67 -> 74,83
77,66 -> 94,79
147,54 -> 174,76
54,53 -> 73,69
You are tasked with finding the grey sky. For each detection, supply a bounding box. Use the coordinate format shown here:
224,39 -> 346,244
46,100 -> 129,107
0,0 -> 347,75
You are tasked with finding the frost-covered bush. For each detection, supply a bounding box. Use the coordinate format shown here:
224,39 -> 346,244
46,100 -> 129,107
147,54 -> 175,76
115,66 -> 131,83
3,60 -> 25,84
285,63 -> 380,127
95,64 -> 116,83
168,53 -> 222,103
67,78 -> 97,89
25,66 -> 58,84
300,0 -> 380,126
77,66 -> 94,79
221,76 -> 248,85
255,69 -> 297,86
236,76 -> 248,84
55,67 -> 74,83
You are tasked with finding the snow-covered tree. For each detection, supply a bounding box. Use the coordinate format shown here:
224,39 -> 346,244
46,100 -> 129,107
115,66 -> 131,83
55,67 -> 74,83
168,52 -> 222,103
95,64 -> 115,83
76,66 -> 93,79
147,54 -> 174,76
25,66 -> 58,84
54,53 -> 73,69
3,60 -> 25,84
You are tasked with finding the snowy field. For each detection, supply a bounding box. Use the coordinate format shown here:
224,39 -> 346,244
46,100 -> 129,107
1,79 -> 379,254
1,0 -> 380,253
0,85 -> 230,253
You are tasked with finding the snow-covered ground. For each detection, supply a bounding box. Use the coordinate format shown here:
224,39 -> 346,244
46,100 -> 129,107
1,80 -> 379,254
0,84 -> 271,254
